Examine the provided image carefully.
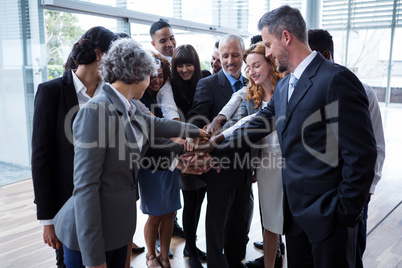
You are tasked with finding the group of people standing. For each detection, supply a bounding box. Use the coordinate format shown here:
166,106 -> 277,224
31,5 -> 385,268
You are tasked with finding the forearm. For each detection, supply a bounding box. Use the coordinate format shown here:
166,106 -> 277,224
151,117 -> 200,138
157,82 -> 180,120
219,88 -> 246,119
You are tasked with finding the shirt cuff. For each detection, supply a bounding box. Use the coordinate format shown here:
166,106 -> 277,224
221,129 -> 231,139
170,158 -> 179,171
40,219 -> 53,225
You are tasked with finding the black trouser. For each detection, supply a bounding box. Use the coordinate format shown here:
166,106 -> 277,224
285,207 -> 358,268
182,186 -> 207,256
56,248 -> 66,268
206,179 -> 252,268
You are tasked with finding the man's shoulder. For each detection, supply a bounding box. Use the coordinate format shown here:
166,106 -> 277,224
198,72 -> 220,85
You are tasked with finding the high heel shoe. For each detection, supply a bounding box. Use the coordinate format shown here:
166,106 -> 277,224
157,254 -> 172,268
146,254 -> 161,268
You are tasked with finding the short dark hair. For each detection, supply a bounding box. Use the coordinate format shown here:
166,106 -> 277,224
258,5 -> 307,43
150,19 -> 172,37
250,35 -> 262,45
308,29 -> 334,58
214,41 -> 219,49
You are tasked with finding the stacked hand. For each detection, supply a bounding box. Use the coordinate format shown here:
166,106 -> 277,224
205,114 -> 226,135
184,134 -> 225,157
175,127 -> 226,175
176,153 -> 217,175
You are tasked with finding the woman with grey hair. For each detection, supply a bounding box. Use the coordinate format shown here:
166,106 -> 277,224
53,38 -> 209,268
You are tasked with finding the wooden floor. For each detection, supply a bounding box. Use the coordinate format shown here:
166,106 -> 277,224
1,105 -> 401,268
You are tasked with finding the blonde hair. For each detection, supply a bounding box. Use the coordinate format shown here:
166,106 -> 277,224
243,43 -> 283,108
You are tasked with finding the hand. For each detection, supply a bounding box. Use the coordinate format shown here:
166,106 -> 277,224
43,224 -> 62,249
170,137 -> 186,145
177,153 -> 217,175
206,114 -> 226,135
185,137 -> 210,152
198,128 -> 210,138
251,170 -> 257,183
183,133 -> 225,158
87,262 -> 107,268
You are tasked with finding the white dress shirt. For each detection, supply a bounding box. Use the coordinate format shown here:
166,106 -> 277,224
71,70 -> 102,108
288,51 -> 317,100
363,83 -> 385,194
221,101 -> 269,138
219,87 -> 247,120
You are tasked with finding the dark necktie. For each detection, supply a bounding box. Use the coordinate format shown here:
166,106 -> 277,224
234,80 -> 243,92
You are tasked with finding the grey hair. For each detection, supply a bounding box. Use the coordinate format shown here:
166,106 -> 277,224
219,34 -> 245,53
100,38 -> 159,84
257,5 -> 307,43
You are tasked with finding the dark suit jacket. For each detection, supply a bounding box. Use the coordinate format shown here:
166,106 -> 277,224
187,69 -> 248,128
187,69 -> 250,189
229,53 -> 377,243
31,69 -> 79,220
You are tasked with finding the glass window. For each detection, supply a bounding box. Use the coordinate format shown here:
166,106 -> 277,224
389,28 -> 402,103
0,0 -> 43,185
130,22 -> 222,73
347,28 -> 390,103
44,10 -> 127,80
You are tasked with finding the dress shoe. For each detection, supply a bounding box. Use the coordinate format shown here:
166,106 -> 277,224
188,256 -> 203,268
246,256 -> 264,268
253,241 -> 264,250
155,238 -> 174,259
183,247 -> 207,261
131,246 -> 145,254
172,221 -> 185,239
245,254 -> 283,268
274,252 -> 283,268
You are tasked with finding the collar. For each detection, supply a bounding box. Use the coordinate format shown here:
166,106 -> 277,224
71,69 -> 102,96
105,82 -> 137,114
222,68 -> 244,87
161,54 -> 172,64
292,51 -> 317,80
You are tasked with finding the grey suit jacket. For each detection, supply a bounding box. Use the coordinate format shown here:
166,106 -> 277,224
54,83 -> 199,266
225,97 -> 262,129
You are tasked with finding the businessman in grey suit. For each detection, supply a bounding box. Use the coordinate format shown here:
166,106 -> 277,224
53,39 -> 207,268
194,6 -> 377,268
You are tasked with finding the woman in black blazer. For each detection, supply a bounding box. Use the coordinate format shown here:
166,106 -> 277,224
170,44 -> 209,268
31,26 -> 118,267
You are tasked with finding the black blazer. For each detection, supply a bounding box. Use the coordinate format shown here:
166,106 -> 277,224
31,70 -> 79,220
229,53 -> 377,243
187,69 -> 250,189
